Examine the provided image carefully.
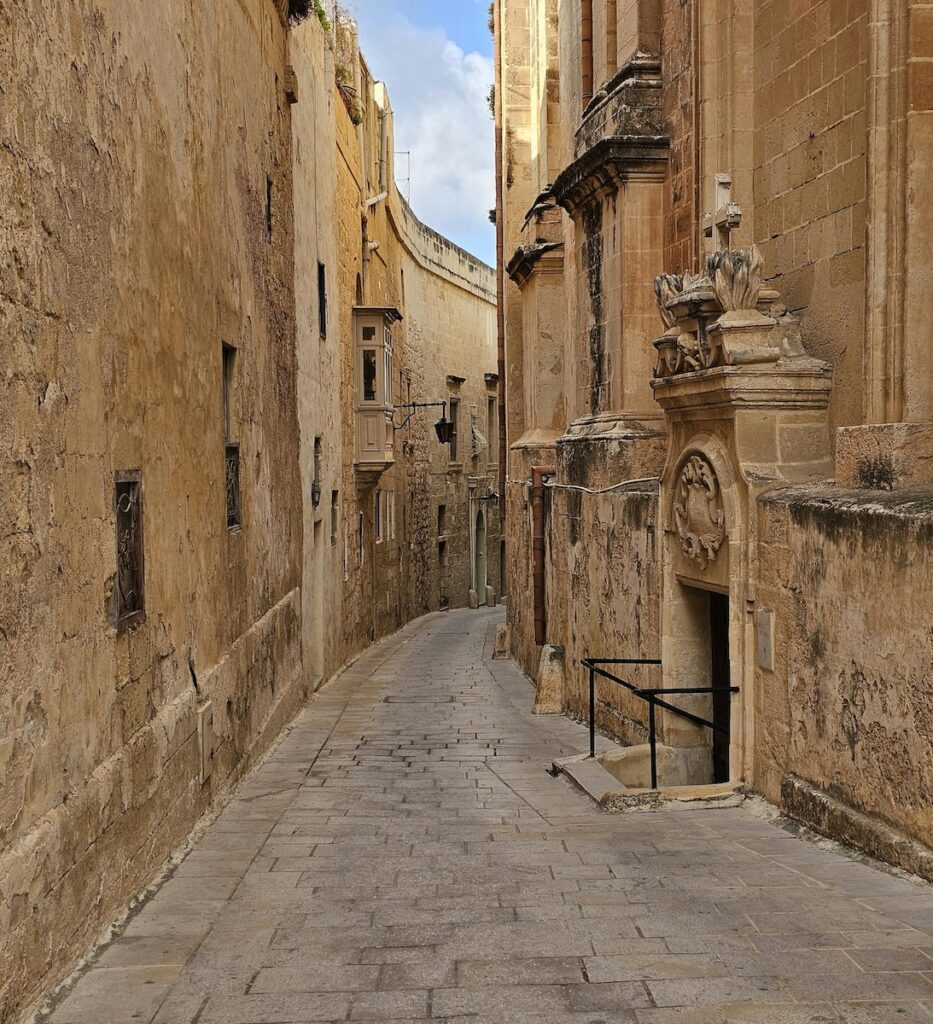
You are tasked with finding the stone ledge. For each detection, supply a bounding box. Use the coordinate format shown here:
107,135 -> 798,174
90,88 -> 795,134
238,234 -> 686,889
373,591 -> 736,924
758,483 -> 933,526
553,754 -> 746,812
651,360 -> 833,412
555,415 -> 666,489
781,774 -> 933,882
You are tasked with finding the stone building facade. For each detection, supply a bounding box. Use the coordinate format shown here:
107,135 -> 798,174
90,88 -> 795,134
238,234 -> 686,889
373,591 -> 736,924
496,0 -> 933,869
0,2 -> 496,1019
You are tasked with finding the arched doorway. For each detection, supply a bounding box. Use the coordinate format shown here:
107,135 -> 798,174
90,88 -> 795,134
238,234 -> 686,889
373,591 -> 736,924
474,508 -> 488,605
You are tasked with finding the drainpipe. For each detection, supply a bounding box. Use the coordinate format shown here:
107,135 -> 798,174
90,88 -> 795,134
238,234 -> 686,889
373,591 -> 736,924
531,465 -> 555,646
493,0 -> 507,525
361,214 -> 370,302
379,107 -> 389,193
582,0 -> 594,109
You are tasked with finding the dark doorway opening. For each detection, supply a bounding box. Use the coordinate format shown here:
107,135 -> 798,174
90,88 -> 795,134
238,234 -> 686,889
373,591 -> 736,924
709,591 -> 731,784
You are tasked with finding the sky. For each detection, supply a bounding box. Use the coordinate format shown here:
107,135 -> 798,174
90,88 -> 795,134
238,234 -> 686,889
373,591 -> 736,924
342,0 -> 496,266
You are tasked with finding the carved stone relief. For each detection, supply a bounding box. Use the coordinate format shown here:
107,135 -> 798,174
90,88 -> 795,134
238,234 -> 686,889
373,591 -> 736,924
672,454 -> 726,569
652,246 -> 791,378
705,246 -> 763,312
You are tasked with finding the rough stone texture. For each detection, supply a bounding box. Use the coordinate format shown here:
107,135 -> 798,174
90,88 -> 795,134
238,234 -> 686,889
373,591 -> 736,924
835,422 -> 933,490
660,0 -> 697,273
546,481 -> 660,740
0,2 -> 304,1017
291,13 -> 342,690
756,487 -> 933,852
43,607 -> 933,1024
782,774 -> 933,883
533,644 -> 564,714
1,6 -> 497,1020
497,0 -> 933,869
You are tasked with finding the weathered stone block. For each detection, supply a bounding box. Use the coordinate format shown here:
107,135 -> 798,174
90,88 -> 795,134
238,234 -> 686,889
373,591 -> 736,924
835,422 -> 933,490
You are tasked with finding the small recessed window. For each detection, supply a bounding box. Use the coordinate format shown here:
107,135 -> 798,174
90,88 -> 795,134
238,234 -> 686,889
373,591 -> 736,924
222,344 -> 236,440
375,491 -> 383,543
312,437 -> 322,508
115,472 -> 144,628
222,344 -> 241,530
448,398 -> 460,461
331,490 -> 339,545
362,350 -> 377,402
438,504 -> 447,535
225,444 -> 241,530
318,262 -> 328,338
266,176 -> 273,239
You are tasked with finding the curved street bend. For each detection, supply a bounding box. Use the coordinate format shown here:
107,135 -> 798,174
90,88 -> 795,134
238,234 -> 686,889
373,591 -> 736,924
48,609 -> 933,1024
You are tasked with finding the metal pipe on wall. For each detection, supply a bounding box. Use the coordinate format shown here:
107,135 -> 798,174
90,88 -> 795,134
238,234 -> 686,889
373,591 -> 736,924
531,465 -> 556,646
582,0 -> 594,108
493,0 -> 508,529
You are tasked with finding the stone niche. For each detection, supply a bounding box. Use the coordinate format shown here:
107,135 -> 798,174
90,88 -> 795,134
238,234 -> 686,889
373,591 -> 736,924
650,246 -> 833,787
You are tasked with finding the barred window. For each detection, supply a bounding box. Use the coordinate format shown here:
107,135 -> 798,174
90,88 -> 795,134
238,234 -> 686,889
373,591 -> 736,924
115,472 -> 144,629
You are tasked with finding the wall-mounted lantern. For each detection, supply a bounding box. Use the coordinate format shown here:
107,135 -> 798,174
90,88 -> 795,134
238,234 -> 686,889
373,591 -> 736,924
393,400 -> 455,447
434,411 -> 455,445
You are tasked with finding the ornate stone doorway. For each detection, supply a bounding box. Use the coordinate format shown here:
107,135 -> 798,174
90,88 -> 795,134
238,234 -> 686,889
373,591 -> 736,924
658,440 -> 743,786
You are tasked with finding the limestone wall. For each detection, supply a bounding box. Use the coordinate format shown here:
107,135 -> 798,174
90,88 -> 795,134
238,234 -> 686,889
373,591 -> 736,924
0,1 -> 305,1017
498,0 -> 933,871
291,15 -> 344,689
546,485 -> 660,740
755,489 -> 933,848
752,1 -> 869,433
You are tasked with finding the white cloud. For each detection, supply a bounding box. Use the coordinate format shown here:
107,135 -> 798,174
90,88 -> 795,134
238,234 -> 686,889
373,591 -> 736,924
344,5 -> 496,264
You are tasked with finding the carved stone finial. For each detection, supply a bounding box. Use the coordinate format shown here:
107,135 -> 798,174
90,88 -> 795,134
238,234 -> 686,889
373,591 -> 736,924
705,246 -> 764,313
653,273 -> 683,330
672,454 -> 726,569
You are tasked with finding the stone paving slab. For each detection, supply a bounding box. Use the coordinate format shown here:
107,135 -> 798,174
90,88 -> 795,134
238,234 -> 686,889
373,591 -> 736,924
44,607 -> 933,1024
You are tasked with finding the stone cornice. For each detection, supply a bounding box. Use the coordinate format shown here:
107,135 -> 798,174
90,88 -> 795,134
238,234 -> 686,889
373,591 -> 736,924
551,136 -> 670,218
651,361 -> 833,414
505,242 -> 564,286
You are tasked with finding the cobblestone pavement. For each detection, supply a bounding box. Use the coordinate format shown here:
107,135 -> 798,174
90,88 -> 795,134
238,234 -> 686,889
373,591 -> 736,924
47,608 -> 933,1023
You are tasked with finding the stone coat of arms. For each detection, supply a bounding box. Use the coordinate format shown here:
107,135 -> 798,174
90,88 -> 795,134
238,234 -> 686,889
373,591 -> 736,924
673,454 -> 726,568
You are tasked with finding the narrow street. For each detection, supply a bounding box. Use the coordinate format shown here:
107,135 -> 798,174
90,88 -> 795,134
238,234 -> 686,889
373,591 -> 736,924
47,609 -> 933,1024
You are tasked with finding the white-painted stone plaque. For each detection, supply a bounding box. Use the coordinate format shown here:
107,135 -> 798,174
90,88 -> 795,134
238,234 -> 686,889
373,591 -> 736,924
756,610 -> 775,671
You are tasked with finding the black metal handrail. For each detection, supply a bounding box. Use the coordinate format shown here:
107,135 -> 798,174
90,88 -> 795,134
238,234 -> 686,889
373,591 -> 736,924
581,657 -> 739,790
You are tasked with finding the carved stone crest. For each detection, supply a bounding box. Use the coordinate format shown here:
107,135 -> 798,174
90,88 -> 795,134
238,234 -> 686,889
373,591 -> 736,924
705,246 -> 763,312
653,273 -> 683,330
673,454 -> 726,568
